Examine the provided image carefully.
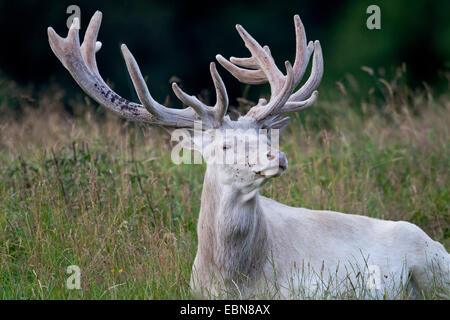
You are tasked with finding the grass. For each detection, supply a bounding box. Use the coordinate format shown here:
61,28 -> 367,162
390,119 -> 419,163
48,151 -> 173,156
0,68 -> 449,299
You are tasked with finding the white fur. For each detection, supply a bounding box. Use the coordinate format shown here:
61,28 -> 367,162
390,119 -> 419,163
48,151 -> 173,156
190,128 -> 450,299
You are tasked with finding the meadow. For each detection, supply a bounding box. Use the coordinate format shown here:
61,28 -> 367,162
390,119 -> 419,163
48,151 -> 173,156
0,67 -> 448,299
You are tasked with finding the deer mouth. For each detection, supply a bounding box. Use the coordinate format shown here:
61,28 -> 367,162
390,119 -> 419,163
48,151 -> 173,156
254,164 -> 287,178
253,153 -> 288,177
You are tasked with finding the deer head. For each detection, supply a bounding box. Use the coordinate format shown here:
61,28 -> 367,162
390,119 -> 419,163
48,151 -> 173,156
48,11 -> 323,194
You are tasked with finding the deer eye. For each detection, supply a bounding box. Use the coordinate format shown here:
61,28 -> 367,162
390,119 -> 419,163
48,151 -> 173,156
223,144 -> 231,151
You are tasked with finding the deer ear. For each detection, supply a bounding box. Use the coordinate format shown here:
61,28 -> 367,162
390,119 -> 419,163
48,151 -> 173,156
266,117 -> 290,134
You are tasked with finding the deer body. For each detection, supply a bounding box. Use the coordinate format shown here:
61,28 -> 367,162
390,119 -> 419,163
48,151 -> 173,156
48,11 -> 449,299
192,163 -> 449,299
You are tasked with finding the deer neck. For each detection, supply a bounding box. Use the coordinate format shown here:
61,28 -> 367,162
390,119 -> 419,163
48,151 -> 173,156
196,165 -> 269,285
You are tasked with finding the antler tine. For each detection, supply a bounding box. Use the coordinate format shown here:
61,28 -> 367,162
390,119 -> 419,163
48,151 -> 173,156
281,90 -> 318,113
171,62 -> 229,128
209,62 -> 229,122
229,56 -> 258,69
48,11 -> 213,128
235,24 -> 285,93
216,45 -> 273,85
121,44 -> 184,121
293,15 -> 314,87
229,45 -> 271,69
171,83 -> 208,117
289,40 -> 323,102
247,61 -> 295,121
216,54 -> 267,84
79,11 -> 102,78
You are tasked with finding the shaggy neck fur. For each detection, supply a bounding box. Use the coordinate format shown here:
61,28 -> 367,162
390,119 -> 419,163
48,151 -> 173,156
196,165 -> 269,290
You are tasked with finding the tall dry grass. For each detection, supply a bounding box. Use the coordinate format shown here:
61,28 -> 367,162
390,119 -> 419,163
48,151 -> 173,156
0,68 -> 448,298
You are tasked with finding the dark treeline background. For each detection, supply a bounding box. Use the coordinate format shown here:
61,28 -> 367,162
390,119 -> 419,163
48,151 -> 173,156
0,0 -> 449,109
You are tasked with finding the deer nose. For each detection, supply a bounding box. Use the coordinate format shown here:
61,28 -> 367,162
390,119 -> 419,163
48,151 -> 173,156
267,151 -> 287,170
278,152 -> 288,170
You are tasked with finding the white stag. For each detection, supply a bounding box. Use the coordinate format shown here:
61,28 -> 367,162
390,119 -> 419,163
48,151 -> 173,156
48,11 -> 449,299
